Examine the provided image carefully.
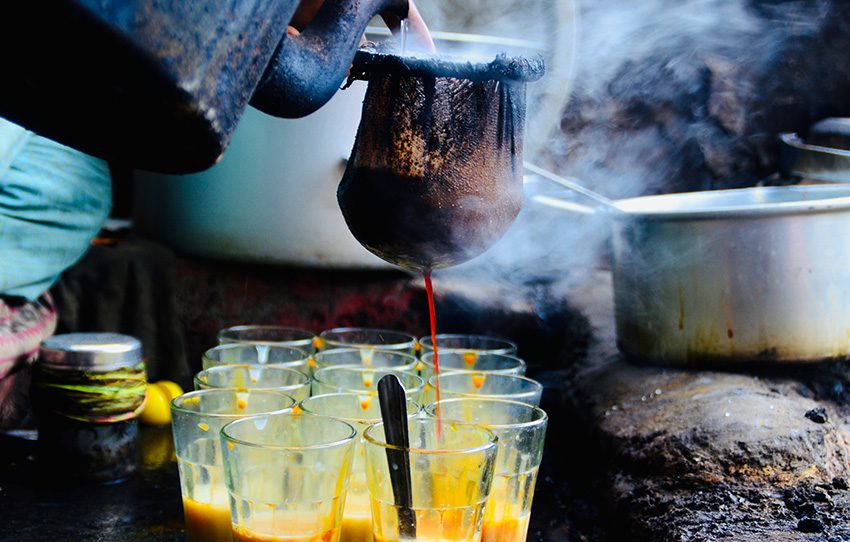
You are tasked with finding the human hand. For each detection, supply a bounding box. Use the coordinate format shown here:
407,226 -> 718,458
287,0 -> 435,53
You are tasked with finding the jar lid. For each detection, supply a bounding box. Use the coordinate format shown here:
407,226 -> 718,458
39,333 -> 143,371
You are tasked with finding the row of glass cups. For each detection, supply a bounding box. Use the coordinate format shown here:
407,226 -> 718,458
173,393 -> 546,542
173,327 -> 548,541
209,325 -> 542,406
218,324 -> 518,358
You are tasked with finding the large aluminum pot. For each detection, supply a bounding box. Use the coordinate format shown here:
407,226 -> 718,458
541,184 -> 850,366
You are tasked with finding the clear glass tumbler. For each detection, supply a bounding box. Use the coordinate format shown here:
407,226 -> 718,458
428,373 -> 543,407
312,367 -> 425,406
427,399 -> 548,542
171,389 -> 295,542
202,343 -> 311,375
363,418 -> 498,541
419,351 -> 526,383
317,328 -> 417,354
299,393 -> 421,542
221,412 -> 357,541
194,365 -> 311,402
218,324 -> 319,354
418,334 -> 517,356
314,348 -> 419,374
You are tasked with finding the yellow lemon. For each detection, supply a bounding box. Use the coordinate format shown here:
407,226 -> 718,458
139,383 -> 172,426
154,380 -> 184,401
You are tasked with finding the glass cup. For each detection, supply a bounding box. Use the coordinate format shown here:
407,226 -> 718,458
218,324 -> 319,354
363,418 -> 498,542
314,348 -> 420,374
418,334 -> 518,356
427,399 -> 548,542
202,343 -> 311,375
221,412 -> 357,541
299,393 -> 421,542
317,328 -> 417,354
419,351 -> 526,383
312,367 -> 425,406
171,389 -> 295,542
428,373 -> 544,406
194,365 -> 311,402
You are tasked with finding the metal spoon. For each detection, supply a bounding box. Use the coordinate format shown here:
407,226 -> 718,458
378,374 -> 416,538
524,162 -> 623,213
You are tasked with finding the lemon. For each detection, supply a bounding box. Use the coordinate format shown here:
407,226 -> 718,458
139,383 -> 172,426
154,380 -> 184,401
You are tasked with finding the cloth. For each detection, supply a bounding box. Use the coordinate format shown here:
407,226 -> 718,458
0,117 -> 110,429
52,236 -> 191,388
0,118 -> 112,301
0,294 -> 57,430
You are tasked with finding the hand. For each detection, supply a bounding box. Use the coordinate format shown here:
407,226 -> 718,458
288,0 -> 323,34
287,0 -> 436,53
381,0 -> 436,53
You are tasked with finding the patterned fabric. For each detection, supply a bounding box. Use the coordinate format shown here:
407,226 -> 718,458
0,117 -> 112,300
0,294 -> 57,429
0,294 -> 57,371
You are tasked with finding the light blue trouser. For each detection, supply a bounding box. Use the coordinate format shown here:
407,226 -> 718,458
0,118 -> 111,301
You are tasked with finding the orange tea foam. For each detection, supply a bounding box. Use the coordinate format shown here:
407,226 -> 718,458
339,515 -> 373,542
183,497 -> 233,542
372,517 -> 527,542
232,525 -> 337,542
481,517 -> 530,542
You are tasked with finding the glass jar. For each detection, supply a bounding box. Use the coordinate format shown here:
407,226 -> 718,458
32,333 -> 146,484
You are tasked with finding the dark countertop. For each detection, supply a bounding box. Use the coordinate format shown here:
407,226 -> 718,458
0,424 -> 574,541
0,428 -> 184,541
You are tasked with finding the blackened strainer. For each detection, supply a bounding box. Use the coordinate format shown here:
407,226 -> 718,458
338,48 -> 544,271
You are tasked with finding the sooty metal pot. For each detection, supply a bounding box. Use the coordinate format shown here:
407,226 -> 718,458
0,0 -> 407,173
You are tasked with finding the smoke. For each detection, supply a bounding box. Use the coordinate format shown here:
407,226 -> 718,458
551,0 -> 841,198
433,0 -> 850,304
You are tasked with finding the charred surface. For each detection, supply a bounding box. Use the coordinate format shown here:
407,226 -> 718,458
558,271 -> 850,542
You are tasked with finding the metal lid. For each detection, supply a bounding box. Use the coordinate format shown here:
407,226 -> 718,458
39,333 -> 143,371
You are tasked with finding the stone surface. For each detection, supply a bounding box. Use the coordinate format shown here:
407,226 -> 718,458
560,271 -> 850,541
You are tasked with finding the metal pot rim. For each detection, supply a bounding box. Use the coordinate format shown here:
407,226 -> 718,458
614,184 -> 850,221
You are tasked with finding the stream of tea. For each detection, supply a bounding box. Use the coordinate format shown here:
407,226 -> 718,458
423,273 -> 441,433
400,18 -> 409,55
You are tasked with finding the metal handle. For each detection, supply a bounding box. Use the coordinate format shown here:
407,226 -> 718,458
524,162 -> 622,214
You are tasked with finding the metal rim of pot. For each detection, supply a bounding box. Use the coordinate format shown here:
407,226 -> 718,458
533,181 -> 850,221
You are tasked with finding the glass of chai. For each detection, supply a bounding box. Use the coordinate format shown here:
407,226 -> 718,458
171,389 -> 295,542
428,398 -> 548,542
202,343 -> 311,376
300,393 -> 421,542
363,418 -> 498,541
194,365 -> 311,402
221,412 -> 357,541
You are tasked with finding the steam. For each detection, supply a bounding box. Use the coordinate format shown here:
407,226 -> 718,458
433,0 -> 850,307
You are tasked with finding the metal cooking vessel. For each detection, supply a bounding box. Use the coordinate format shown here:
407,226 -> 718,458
539,183 -> 850,366
0,0 -> 407,173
